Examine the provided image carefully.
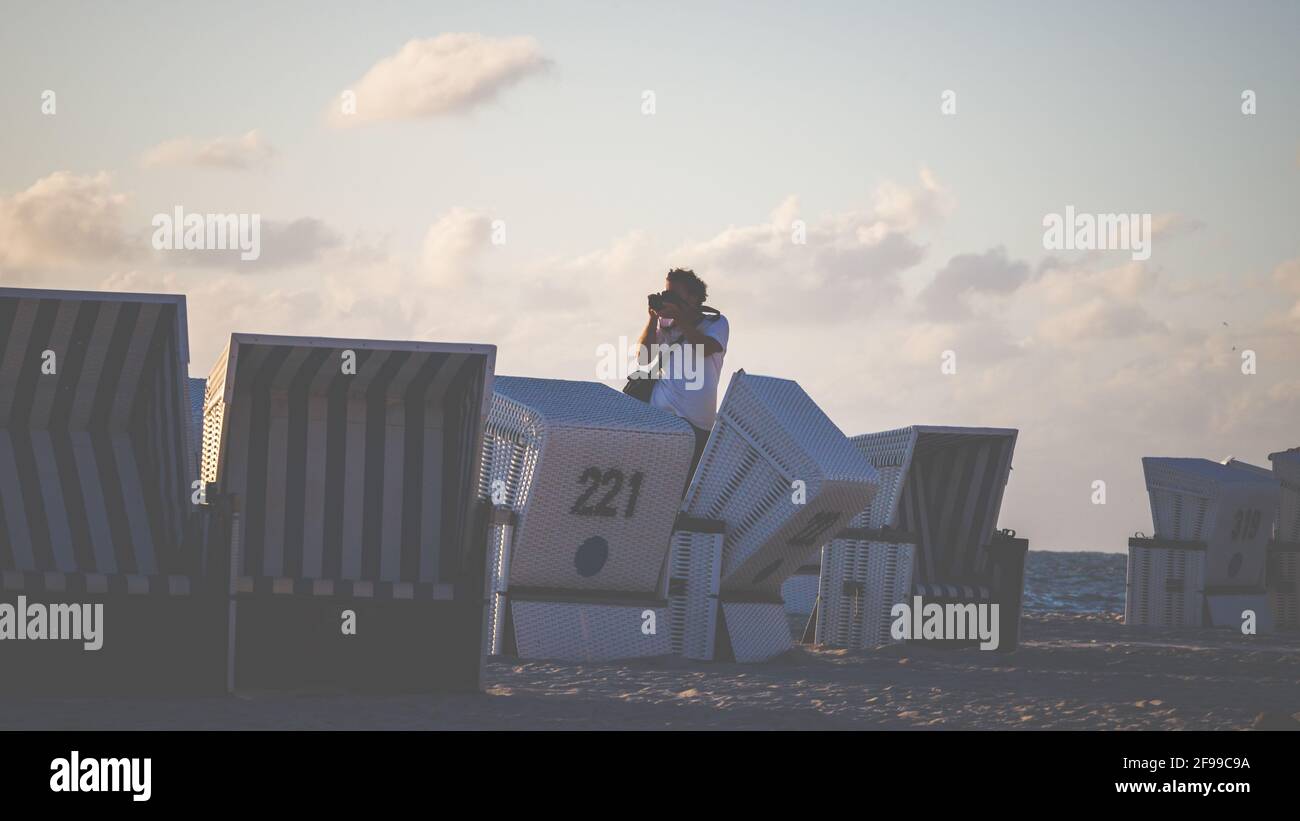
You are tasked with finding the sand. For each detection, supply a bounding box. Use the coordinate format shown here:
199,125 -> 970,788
2,612 -> 1297,730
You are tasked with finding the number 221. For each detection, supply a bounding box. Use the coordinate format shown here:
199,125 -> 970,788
570,467 -> 644,518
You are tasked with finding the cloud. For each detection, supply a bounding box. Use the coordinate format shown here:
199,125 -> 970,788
673,170 -> 948,325
1150,212 -> 1204,241
918,246 -> 1030,319
329,33 -> 549,127
871,166 -> 955,232
141,130 -> 275,171
421,207 -> 493,282
1037,297 -> 1164,345
0,172 -> 133,274
155,217 -> 342,270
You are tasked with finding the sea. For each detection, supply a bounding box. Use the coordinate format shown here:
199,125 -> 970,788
1022,550 -> 1127,614
782,550 -> 1129,617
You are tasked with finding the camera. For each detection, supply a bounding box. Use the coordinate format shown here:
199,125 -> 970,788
648,290 -> 683,312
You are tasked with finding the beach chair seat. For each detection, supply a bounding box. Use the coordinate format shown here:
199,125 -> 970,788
1125,535 -> 1206,627
0,288 -> 222,694
479,376 -> 695,661
810,527 -> 915,648
677,371 -> 879,662
201,334 -> 495,692
665,515 -> 725,660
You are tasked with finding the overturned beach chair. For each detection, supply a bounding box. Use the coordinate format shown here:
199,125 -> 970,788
479,376 -> 696,662
1126,456 -> 1280,629
1266,448 -> 1300,630
201,333 -> 496,691
0,288 -> 221,694
814,426 -> 1026,651
671,371 -> 879,662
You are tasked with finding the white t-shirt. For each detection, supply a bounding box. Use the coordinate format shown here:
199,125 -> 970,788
650,314 -> 729,431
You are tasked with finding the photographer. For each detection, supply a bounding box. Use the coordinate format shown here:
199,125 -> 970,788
634,268 -> 729,484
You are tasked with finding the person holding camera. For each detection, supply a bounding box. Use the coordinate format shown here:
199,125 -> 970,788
632,268 -> 729,485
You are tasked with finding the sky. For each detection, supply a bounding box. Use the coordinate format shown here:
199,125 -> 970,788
1,0 -> 1298,550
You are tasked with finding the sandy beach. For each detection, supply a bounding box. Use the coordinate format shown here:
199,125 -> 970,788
3,612 -> 1297,731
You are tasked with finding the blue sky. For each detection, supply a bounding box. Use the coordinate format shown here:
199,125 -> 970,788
2,1 -> 1298,549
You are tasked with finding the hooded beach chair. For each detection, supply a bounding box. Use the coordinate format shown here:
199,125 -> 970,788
201,333 -> 495,691
1266,448 -> 1300,630
478,376 -> 696,661
1127,456 -> 1280,629
814,426 -> 1025,651
0,288 -> 220,694
670,370 -> 879,662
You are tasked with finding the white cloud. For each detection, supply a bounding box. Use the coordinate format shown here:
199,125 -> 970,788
0,172 -> 133,274
672,170 -> 948,325
329,33 -> 549,127
421,207 -> 493,282
141,130 -> 275,171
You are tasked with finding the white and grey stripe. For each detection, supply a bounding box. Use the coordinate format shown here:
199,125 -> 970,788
207,335 -> 493,588
0,289 -> 192,578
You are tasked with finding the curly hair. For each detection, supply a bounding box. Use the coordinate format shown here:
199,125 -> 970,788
666,267 -> 708,303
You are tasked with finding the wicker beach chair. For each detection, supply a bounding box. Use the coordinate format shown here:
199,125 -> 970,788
1266,449 -> 1300,630
478,376 -> 696,662
0,288 -> 220,694
814,426 -> 1025,650
1128,457 -> 1280,629
673,370 -> 879,662
201,333 -> 496,691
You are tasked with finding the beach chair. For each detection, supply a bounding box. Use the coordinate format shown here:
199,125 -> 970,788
478,376 -> 696,661
672,371 -> 879,662
1128,456 -> 1280,629
0,288 -> 221,694
201,334 -> 496,692
814,426 -> 1025,651
1266,449 -> 1300,630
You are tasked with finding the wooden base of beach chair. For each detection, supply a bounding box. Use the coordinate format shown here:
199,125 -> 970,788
228,592 -> 482,693
0,586 -> 226,696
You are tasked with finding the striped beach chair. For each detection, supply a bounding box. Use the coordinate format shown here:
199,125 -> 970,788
1128,456 -> 1280,629
673,370 -> 879,662
478,376 -> 696,662
0,288 -> 220,694
201,333 -> 496,691
815,426 -> 1026,650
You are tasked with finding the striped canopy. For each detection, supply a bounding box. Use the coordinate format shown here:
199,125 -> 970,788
851,426 -> 1017,585
203,334 -> 495,587
0,288 -> 192,577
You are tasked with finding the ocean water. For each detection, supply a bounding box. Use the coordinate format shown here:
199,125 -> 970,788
1022,550 -> 1127,615
783,550 -> 1129,617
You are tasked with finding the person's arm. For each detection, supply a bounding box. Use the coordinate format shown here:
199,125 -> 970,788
668,307 -> 724,357
636,308 -> 659,366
